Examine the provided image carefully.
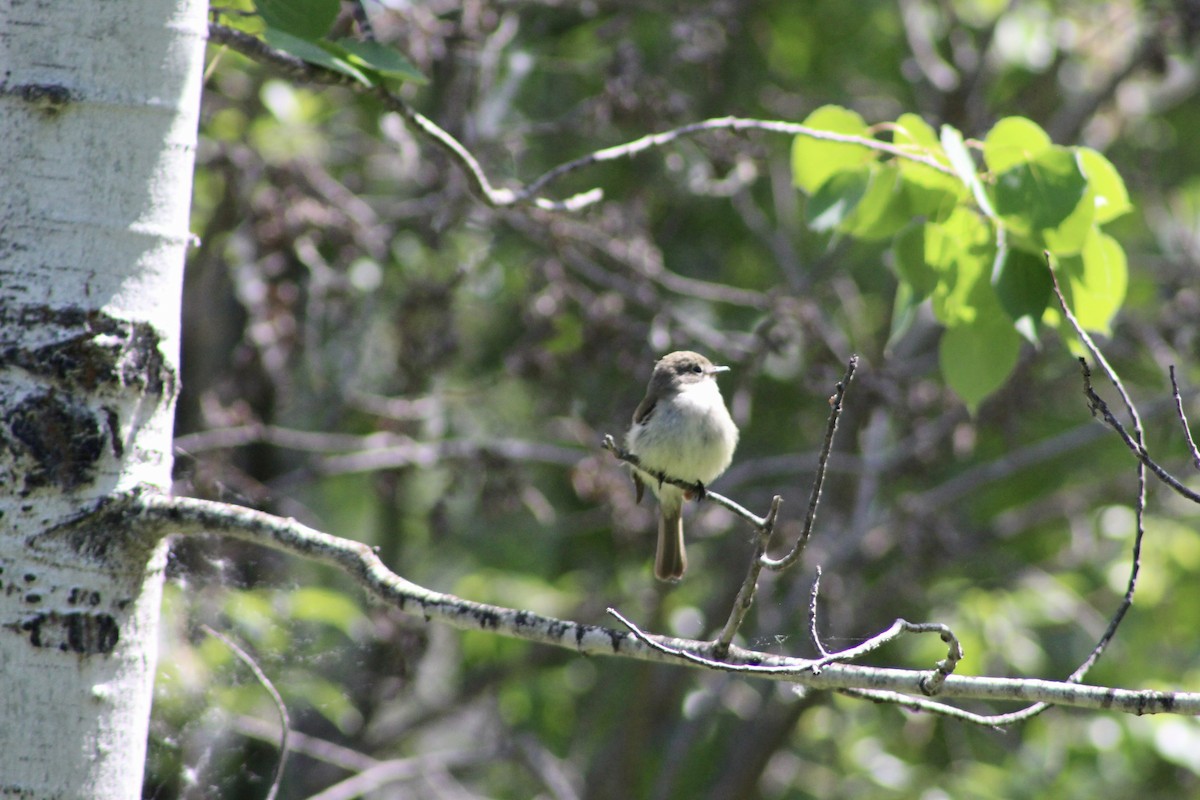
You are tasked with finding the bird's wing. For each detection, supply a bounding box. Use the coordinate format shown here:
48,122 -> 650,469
632,395 -> 656,425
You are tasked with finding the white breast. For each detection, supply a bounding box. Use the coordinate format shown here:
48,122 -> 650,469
626,379 -> 738,489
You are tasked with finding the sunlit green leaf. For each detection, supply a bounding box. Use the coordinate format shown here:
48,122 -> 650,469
940,313 -> 1022,413
925,207 -> 995,325
839,163 -> 911,240
893,113 -> 964,220
992,147 -> 1089,249
792,105 -> 873,193
941,123 -> 995,217
1055,230 -> 1128,335
1042,185 -> 1095,255
1079,147 -> 1133,224
894,112 -> 941,150
983,116 -> 1052,174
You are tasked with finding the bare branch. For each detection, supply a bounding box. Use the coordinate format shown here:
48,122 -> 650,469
93,492 -> 1200,715
836,689 -> 1006,729
809,619 -> 963,696
1075,360 -> 1200,505
712,495 -> 784,659
761,354 -> 858,571
1045,253 -> 1144,445
1037,257 -> 1155,727
1170,365 -> 1200,471
516,118 -> 955,204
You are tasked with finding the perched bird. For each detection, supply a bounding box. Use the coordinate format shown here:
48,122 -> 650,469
625,351 -> 739,581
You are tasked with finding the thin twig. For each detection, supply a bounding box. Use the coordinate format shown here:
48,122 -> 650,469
761,355 -> 858,571
207,23 -> 954,215
836,689 -> 1004,729
1075,370 -> 1200,504
233,716 -> 379,773
809,619 -> 963,695
516,117 -> 955,203
1028,255 -> 1151,726
1170,365 -> 1200,471
201,625 -> 290,800
808,566 -> 830,657
607,607 -> 818,674
712,495 -> 784,659
305,751 -> 490,800
1045,254 -> 1144,442
609,607 -> 962,696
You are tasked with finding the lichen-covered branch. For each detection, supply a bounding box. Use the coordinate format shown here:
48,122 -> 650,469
111,492 -> 1200,717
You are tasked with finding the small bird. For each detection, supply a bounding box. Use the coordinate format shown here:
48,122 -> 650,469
625,351 -> 739,582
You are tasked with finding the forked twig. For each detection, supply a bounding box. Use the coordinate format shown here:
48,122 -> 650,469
609,607 -> 961,696
988,254 -> 1156,726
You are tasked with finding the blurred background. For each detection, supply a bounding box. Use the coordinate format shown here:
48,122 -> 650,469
151,1 -> 1200,797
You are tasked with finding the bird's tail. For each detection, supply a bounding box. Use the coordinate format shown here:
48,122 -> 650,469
655,506 -> 686,582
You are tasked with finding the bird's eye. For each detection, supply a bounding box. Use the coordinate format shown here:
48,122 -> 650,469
690,364 -> 704,374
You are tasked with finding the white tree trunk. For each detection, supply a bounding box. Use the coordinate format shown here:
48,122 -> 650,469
0,1 -> 206,796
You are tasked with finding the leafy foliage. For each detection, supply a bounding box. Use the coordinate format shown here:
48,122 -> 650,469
791,108 -> 1130,410
218,0 -> 425,86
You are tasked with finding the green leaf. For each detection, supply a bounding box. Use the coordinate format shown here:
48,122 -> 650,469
792,105 -> 873,194
991,147 -> 1090,251
257,0 -> 339,39
263,28 -> 371,85
925,207 -> 996,325
893,113 -> 963,220
806,167 -> 870,230
940,314 -> 1022,413
839,163 -> 911,240
336,39 -> 428,84
894,112 -> 941,150
940,124 -> 995,217
1078,147 -> 1133,224
993,246 -> 1051,330
983,116 -> 1052,174
1042,184 -> 1095,255
893,221 -> 937,300
1056,230 -> 1128,335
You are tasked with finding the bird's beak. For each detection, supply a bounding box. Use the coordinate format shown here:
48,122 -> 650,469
707,365 -> 730,375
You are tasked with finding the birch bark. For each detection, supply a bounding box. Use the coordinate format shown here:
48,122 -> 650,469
0,1 -> 206,796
